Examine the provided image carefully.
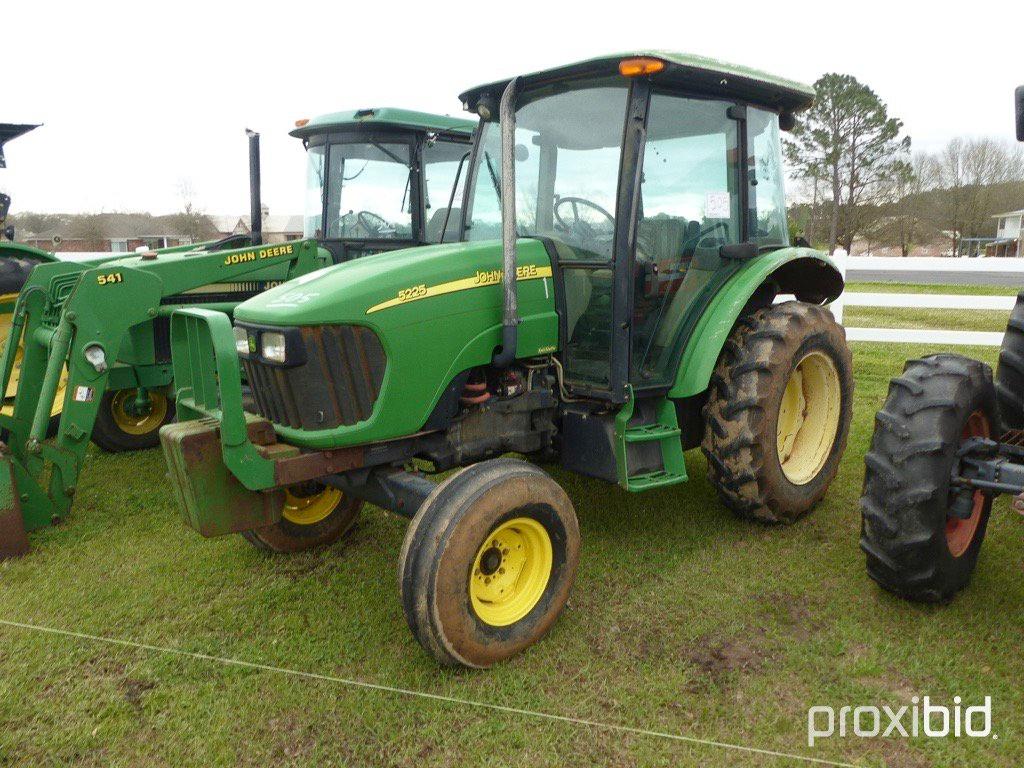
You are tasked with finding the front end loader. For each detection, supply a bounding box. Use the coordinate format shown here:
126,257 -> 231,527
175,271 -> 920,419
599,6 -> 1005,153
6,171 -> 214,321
0,108 -> 475,557
161,53 -> 853,667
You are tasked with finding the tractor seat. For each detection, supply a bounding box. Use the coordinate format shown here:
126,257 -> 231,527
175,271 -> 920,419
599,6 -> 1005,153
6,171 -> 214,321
638,216 -> 688,265
425,207 -> 461,243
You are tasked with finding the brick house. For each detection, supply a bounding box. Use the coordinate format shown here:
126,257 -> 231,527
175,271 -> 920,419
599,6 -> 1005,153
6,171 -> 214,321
23,212 -> 217,253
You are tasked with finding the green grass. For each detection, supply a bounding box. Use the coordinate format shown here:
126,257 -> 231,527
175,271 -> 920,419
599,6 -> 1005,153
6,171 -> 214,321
844,306 -> 1010,333
1,342 -> 1020,767
846,281 -> 1019,297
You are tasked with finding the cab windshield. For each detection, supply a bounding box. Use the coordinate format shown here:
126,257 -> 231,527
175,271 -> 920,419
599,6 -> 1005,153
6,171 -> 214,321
466,77 -> 628,261
303,140 -> 414,240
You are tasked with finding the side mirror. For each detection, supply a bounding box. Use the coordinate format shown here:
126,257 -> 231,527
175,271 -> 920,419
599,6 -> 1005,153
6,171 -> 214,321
2,225 -> 13,242
720,241 -> 758,260
1017,85 -> 1024,142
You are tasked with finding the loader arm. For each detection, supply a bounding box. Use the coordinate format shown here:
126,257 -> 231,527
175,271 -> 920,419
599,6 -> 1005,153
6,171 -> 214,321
0,239 -> 327,538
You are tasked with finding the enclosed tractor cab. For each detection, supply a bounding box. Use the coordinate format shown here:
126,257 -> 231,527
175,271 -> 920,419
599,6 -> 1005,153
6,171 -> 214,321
162,53 -> 853,667
860,86 -> 1024,602
294,107 -> 476,262
0,110 -> 473,558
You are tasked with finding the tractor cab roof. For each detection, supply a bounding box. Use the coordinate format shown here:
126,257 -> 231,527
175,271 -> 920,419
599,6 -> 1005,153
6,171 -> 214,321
459,52 -> 815,116
0,123 -> 40,168
290,108 -> 476,140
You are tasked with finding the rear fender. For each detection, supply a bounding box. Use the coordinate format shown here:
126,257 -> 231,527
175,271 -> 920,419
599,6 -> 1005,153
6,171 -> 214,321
668,248 -> 843,399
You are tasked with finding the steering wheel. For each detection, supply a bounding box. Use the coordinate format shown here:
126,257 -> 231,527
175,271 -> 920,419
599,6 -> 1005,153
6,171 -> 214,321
357,211 -> 390,236
553,197 -> 615,233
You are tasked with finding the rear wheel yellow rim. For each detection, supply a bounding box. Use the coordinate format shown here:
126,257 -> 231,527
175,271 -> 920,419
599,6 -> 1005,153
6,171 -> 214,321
282,486 -> 342,526
469,517 -> 553,627
776,351 -> 841,485
110,389 -> 169,435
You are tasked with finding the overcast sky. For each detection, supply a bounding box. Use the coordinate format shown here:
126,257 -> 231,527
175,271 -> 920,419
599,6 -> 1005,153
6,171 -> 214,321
4,0 -> 1020,218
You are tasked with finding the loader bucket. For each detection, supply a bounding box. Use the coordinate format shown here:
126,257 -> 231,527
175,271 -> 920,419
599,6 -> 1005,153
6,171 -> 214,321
0,448 -> 28,558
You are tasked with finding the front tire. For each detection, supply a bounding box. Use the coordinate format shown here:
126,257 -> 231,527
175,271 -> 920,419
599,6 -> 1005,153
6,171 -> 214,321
243,483 -> 362,553
860,354 -> 996,602
91,388 -> 175,452
702,301 -> 853,523
397,459 -> 580,668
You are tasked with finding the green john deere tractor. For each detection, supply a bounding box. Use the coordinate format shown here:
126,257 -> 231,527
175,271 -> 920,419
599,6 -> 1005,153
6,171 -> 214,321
161,52 -> 854,668
0,109 -> 474,557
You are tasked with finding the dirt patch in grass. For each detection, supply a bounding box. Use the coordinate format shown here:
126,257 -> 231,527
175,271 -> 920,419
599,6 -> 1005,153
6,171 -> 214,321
758,590 -> 821,642
684,627 -> 771,692
119,678 -> 156,712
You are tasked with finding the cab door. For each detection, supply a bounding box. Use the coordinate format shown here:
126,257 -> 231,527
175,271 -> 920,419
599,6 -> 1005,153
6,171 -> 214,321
628,93 -> 744,388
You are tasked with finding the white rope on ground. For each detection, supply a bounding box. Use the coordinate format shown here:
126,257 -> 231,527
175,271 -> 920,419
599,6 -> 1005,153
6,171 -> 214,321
0,618 -> 860,768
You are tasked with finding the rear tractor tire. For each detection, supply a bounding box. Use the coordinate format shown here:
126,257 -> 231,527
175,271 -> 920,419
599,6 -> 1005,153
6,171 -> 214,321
91,388 -> 175,452
995,293 -> 1024,429
702,301 -> 853,523
860,354 -> 995,602
243,482 -> 363,553
397,458 -> 580,668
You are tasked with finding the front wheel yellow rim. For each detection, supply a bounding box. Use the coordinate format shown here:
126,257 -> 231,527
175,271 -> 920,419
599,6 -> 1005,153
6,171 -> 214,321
282,486 -> 343,526
469,517 -> 553,627
110,389 -> 169,435
776,351 -> 841,485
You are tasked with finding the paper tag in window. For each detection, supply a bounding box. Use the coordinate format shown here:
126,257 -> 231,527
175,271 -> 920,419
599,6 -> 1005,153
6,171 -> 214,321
73,386 -> 94,403
705,192 -> 731,219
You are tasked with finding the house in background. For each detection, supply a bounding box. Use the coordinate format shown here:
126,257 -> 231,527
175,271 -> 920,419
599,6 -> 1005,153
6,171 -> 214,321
210,206 -> 303,244
22,212 -> 215,253
986,210 -> 1024,257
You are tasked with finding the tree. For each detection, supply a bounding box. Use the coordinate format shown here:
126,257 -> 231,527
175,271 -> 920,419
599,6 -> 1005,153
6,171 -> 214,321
172,179 -> 217,244
869,152 -> 937,256
785,73 -> 911,254
931,137 -> 1024,253
69,214 -> 108,250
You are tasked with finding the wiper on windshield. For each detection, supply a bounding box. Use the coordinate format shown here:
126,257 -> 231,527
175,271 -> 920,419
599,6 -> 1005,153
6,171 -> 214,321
483,152 -> 501,199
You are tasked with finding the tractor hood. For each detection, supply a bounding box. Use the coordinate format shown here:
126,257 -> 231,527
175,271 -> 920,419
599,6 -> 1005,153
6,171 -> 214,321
232,238 -> 560,448
234,239 -> 557,330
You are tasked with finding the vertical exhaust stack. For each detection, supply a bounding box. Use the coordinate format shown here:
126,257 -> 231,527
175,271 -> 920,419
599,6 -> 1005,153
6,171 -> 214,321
247,129 -> 262,246
1016,85 -> 1024,142
493,77 -> 521,368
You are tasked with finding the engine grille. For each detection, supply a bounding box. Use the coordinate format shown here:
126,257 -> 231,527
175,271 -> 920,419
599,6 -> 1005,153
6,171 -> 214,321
241,325 -> 386,430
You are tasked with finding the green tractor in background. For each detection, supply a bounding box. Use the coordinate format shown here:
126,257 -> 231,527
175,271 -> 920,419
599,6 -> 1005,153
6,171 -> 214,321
860,86 -> 1024,602
161,53 -> 854,668
0,109 -> 474,557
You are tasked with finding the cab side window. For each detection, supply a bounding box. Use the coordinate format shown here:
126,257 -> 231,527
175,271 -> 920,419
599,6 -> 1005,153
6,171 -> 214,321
423,138 -> 471,243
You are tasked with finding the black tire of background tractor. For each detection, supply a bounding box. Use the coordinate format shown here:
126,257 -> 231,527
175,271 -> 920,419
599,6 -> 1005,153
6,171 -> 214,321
860,354 -> 996,602
397,458 -> 580,668
243,485 -> 363,554
995,293 -> 1024,430
0,257 -> 41,294
90,389 -> 176,452
702,301 -> 853,524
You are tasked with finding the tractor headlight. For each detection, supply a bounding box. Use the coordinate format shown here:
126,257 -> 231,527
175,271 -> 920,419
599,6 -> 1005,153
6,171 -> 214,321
233,326 -> 250,357
260,332 -> 287,364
